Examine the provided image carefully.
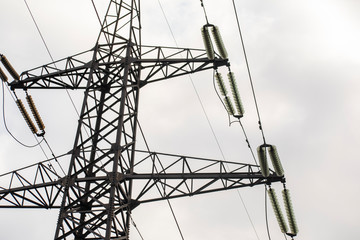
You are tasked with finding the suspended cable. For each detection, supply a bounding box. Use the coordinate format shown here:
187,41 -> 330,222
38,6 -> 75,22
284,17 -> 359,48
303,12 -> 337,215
130,214 -> 145,240
166,198 -> 185,240
231,0 -> 267,144
137,116 -> 185,240
199,0 -> 210,24
23,0 -> 81,118
228,4 -> 295,236
197,6 -> 262,240
157,0 -> 179,47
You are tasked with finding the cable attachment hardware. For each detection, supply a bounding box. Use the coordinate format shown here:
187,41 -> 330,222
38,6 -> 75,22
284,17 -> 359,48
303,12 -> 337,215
257,144 -> 285,177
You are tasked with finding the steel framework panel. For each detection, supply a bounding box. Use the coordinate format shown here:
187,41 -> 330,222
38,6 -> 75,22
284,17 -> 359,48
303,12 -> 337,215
0,0 -> 283,239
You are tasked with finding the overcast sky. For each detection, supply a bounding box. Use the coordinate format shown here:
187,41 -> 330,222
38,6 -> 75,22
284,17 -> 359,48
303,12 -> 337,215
1,0 -> 360,239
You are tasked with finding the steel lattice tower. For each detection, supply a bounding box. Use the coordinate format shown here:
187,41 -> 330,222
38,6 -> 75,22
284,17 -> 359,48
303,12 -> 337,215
0,1 -> 283,239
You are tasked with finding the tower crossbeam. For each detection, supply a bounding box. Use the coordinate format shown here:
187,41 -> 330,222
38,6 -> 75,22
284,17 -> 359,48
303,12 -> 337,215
0,151 -> 283,209
9,46 -> 226,90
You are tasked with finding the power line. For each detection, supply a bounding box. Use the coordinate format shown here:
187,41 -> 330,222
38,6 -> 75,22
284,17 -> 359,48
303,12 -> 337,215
199,0 -> 210,24
130,214 -> 145,240
136,109 -> 185,240
230,2 -> 293,238
231,0 -> 267,144
23,0 -> 81,118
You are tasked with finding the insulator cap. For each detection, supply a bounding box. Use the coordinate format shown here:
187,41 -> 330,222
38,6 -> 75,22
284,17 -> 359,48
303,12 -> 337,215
224,96 -> 235,115
268,145 -> 284,176
227,72 -> 244,117
16,99 -> 38,134
257,145 -> 269,177
201,26 -> 214,60
211,25 -> 228,59
215,72 -> 227,96
268,188 -> 289,234
0,67 -> 8,82
26,95 -> 45,131
282,189 -> 298,235
0,55 -> 20,81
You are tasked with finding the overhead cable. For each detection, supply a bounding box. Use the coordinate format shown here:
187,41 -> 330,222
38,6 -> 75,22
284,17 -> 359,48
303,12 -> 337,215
231,0 -> 267,144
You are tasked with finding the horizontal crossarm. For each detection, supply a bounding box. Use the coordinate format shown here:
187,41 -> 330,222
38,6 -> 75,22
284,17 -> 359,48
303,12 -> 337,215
0,150 -> 283,209
9,45 -> 228,90
139,45 -> 228,84
9,49 -> 96,89
131,150 -> 284,204
0,155 -> 68,208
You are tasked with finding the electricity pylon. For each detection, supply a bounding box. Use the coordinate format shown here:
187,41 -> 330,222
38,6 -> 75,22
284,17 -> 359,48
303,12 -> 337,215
0,1 -> 283,239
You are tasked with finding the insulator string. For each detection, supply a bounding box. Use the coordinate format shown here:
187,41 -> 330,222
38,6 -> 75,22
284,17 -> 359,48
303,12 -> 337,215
212,70 -> 259,167
1,81 -> 43,148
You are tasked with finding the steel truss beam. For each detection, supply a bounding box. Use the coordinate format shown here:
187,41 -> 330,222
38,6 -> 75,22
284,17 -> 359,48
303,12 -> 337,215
0,151 -> 282,208
9,45 -> 226,90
